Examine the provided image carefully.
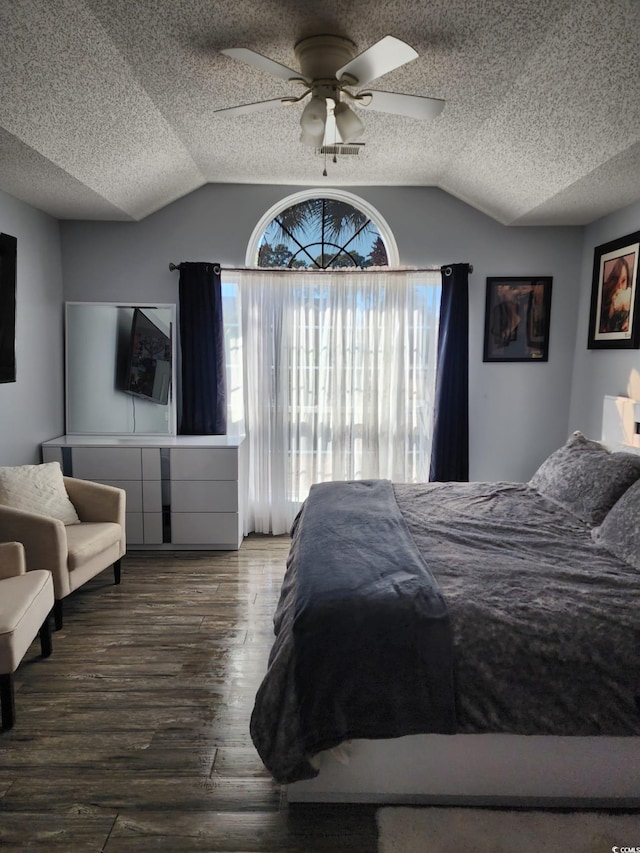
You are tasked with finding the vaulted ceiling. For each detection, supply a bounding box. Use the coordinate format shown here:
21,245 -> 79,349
1,0 -> 639,225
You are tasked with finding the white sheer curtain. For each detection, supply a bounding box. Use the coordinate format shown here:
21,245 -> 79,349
225,268 -> 441,534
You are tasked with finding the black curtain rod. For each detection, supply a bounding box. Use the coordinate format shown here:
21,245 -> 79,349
169,263 -> 472,274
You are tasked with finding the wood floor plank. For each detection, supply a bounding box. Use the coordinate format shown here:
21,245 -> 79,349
107,807 -> 378,852
0,536 -> 378,852
0,747 -> 217,775
2,774 -> 282,812
212,747 -> 273,778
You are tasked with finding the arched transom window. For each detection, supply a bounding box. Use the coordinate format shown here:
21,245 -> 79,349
247,190 -> 399,269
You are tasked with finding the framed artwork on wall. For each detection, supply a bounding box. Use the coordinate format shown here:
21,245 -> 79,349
588,230 -> 640,349
0,233 -> 17,383
483,276 -> 552,362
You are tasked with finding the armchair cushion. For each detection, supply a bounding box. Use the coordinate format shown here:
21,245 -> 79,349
0,569 -> 53,674
65,522 -> 122,570
0,463 -> 80,525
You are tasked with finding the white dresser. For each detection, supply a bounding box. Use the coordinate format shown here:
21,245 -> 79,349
41,435 -> 246,549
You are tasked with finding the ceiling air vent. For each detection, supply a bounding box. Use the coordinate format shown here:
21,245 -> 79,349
315,143 -> 365,156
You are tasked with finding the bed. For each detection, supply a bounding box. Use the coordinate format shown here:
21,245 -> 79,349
250,423 -> 640,806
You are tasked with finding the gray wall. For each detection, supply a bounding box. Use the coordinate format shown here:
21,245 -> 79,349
569,199 -> 640,440
0,190 -> 64,464
61,184 -> 584,482
3,178 -> 635,482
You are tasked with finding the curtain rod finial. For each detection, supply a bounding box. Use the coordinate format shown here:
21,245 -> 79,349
442,263 -> 473,276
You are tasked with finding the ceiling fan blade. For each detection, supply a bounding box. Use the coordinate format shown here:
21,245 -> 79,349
358,90 -> 445,120
336,36 -> 418,86
221,48 -> 309,83
213,98 -> 289,117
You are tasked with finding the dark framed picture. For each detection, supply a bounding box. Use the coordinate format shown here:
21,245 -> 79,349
483,277 -> 552,362
0,233 -> 17,383
588,230 -> 640,349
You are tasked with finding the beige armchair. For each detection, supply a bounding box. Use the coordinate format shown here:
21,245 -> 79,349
0,477 -> 126,630
0,542 -> 54,728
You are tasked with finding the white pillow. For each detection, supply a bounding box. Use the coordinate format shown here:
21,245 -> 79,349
0,462 -> 80,525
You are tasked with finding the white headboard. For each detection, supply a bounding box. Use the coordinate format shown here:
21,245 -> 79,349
602,395 -> 640,454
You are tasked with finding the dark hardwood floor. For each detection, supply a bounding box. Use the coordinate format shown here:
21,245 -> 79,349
0,537 -> 378,852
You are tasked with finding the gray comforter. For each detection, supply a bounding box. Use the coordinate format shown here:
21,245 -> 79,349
251,480 -> 640,784
395,481 -> 640,737
250,480 -> 456,784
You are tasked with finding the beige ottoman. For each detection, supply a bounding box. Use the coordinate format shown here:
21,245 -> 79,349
0,542 -> 54,729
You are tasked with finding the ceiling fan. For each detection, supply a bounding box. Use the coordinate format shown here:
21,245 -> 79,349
214,34 -> 445,147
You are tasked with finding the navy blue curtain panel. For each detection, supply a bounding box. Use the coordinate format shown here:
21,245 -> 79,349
429,263 -> 470,482
178,262 -> 227,435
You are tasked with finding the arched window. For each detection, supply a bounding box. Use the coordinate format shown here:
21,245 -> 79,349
246,189 -> 399,269
233,191 -> 440,535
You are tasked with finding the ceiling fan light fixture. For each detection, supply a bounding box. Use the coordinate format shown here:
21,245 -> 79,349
300,125 -> 326,147
333,101 -> 364,142
300,95 -> 327,134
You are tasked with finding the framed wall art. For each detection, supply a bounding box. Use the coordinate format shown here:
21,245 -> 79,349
0,233 -> 17,383
483,276 -> 552,362
588,230 -> 640,349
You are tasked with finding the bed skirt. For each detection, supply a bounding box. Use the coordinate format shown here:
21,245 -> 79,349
286,733 -> 640,808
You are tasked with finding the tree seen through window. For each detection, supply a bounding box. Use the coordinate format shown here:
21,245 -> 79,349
257,198 -> 388,269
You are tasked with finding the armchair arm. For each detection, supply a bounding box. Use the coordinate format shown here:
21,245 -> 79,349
0,505 -> 69,597
63,477 -> 126,526
0,541 -> 26,580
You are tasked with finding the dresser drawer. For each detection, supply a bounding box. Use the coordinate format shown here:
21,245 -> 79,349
170,480 -> 238,513
143,479 -> 162,513
72,447 -> 142,480
171,512 -> 241,547
143,512 -> 163,544
170,448 -> 237,481
125,512 -> 144,545
79,479 -> 142,513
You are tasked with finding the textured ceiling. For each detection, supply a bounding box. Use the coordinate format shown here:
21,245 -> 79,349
1,0 -> 638,224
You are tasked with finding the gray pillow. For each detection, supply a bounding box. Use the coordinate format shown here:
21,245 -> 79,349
529,431 -> 640,526
592,478 -> 640,570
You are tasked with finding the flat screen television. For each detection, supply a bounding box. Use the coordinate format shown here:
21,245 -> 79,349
124,308 -> 171,405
